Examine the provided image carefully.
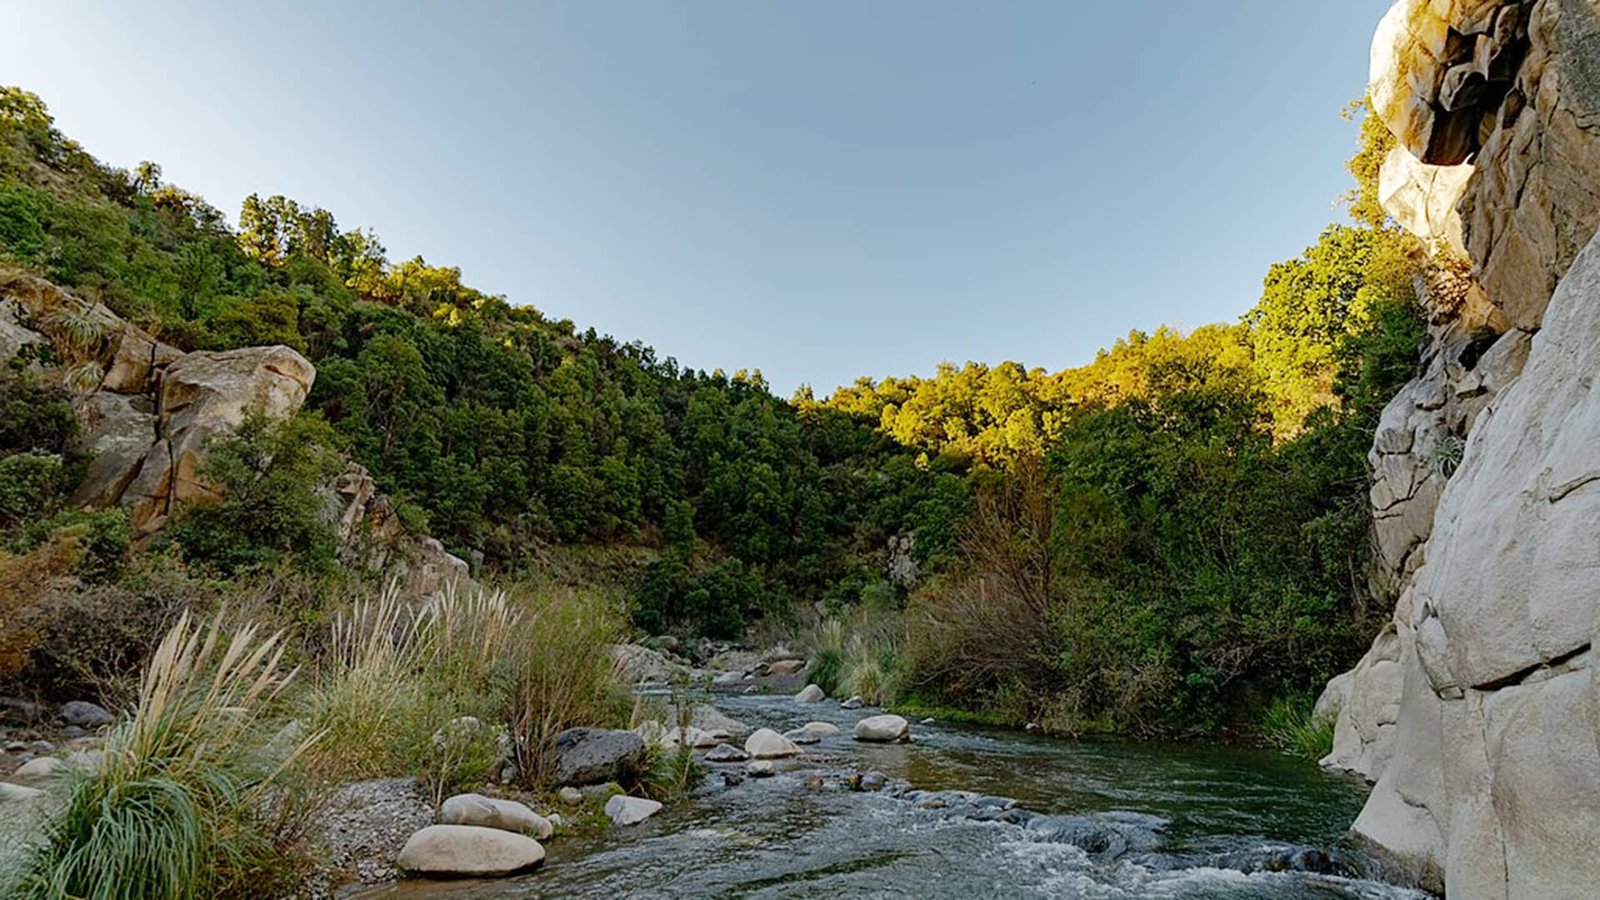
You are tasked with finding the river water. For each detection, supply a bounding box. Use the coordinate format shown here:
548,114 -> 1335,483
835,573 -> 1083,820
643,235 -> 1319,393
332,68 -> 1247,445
375,694 -> 1429,899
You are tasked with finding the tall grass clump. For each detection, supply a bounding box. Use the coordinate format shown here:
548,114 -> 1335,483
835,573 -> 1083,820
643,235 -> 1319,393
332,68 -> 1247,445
842,632 -> 900,706
804,617 -> 847,696
298,581 -> 425,785
507,585 -> 622,786
17,612 -> 314,899
300,579 -> 622,795
1261,695 -> 1335,761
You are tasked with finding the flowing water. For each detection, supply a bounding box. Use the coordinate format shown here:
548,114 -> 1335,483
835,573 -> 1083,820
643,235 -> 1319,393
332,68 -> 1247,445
373,695 -> 1429,899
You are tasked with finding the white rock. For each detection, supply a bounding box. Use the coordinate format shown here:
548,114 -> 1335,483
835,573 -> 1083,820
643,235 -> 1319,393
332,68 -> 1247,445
783,722 -> 840,745
743,728 -> 802,759
744,760 -> 775,778
604,794 -> 663,826
840,696 -> 864,710
794,683 -> 826,704
438,793 -> 552,839
557,786 -> 583,806
7,757 -> 64,786
853,714 -> 910,743
396,824 -> 545,876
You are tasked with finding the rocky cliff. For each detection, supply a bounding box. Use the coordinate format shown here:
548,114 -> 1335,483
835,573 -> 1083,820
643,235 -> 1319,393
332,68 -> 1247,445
1319,1 -> 1600,896
0,271 -> 469,590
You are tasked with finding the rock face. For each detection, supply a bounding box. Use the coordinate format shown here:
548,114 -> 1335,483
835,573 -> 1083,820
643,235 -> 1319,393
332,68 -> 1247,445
1351,228 -> 1600,900
1370,0 -> 1600,329
0,273 -> 316,535
609,643 -> 689,685
1320,3 -> 1600,895
549,727 -> 647,787
1378,146 -> 1475,255
396,824 -> 545,877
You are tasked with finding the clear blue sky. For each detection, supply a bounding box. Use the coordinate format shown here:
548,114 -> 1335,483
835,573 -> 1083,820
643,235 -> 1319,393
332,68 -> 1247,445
3,1 -> 1391,396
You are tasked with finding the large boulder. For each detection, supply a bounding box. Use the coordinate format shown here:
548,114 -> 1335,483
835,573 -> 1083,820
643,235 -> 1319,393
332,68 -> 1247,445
853,714 -> 910,743
136,346 -> 315,527
395,824 -> 545,877
437,793 -> 551,839
704,743 -> 748,763
691,704 -> 751,738
70,392 -> 158,508
549,727 -> 647,787
783,722 -> 840,745
99,326 -> 181,394
7,757 -> 64,787
59,701 -> 113,729
0,298 -> 44,363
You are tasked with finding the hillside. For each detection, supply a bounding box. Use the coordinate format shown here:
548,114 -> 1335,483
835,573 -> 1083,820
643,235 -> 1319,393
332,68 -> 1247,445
0,82 -> 1434,738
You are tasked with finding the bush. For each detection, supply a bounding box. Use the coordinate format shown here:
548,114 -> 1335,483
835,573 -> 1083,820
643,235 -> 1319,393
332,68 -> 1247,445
164,413 -> 344,576
506,585 -> 623,786
9,507 -> 130,580
0,450 -> 63,527
0,372 -> 76,455
13,613 -> 311,899
804,618 -> 847,696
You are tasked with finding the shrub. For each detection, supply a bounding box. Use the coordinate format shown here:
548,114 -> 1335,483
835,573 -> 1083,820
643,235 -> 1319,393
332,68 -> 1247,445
842,633 -> 899,706
0,372 -> 76,455
301,580 -> 622,795
164,413 -> 344,576
14,613 -> 313,899
0,450 -> 63,527
9,507 -> 130,580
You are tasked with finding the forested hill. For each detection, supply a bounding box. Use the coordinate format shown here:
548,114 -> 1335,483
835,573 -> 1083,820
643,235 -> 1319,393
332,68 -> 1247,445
1,84 -> 1431,735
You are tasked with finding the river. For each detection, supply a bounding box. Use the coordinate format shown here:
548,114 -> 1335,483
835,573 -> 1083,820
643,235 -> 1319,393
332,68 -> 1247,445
373,694 -> 1429,899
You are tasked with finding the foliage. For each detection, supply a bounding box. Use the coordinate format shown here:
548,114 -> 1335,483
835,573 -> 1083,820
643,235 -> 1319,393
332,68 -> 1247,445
14,613 -> 311,900
1343,97 -> 1396,230
163,414 -> 345,576
0,83 -> 1436,747
301,580 -> 622,796
9,507 -> 131,581
0,451 -> 63,527
0,372 -> 76,454
1261,695 -> 1336,761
